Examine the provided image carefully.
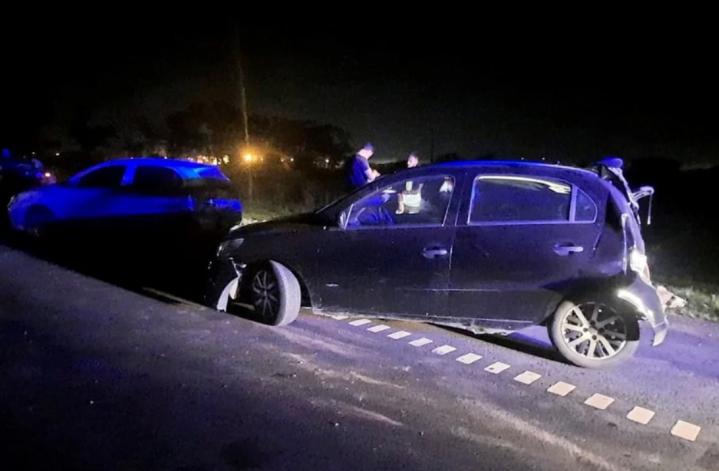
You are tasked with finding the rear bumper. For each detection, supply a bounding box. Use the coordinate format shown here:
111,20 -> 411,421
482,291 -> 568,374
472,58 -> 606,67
616,277 -> 669,346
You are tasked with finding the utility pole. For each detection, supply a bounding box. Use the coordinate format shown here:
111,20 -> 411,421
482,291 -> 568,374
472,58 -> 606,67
238,50 -> 250,146
235,27 -> 252,199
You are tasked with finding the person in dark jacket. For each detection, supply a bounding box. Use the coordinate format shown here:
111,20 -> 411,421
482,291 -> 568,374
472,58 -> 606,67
347,143 -> 379,190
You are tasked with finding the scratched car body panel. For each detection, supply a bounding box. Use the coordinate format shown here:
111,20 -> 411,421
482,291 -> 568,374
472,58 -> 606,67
207,160 -> 667,368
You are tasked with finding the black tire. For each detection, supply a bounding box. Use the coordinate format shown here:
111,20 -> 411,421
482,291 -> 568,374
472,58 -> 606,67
24,206 -> 53,239
249,261 -> 301,326
549,298 -> 639,369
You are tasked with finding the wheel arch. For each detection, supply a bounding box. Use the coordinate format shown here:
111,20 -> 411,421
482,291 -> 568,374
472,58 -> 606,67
543,283 -> 642,341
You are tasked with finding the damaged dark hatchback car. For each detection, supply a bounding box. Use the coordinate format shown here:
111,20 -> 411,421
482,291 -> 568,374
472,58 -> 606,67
206,160 -> 667,368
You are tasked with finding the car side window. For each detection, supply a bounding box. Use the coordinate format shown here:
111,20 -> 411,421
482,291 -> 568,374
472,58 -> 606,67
132,166 -> 183,194
469,176 -> 572,223
345,175 -> 455,228
77,166 -> 126,188
574,188 -> 598,222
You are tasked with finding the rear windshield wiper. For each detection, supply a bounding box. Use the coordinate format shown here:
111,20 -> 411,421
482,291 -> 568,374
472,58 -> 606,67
632,186 -> 655,225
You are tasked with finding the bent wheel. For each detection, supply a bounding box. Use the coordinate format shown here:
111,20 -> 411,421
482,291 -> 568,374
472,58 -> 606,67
549,299 -> 639,368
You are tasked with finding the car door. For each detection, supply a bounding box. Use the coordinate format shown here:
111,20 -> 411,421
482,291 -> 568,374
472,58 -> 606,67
314,173 -> 460,318
120,165 -> 191,235
449,173 -> 603,328
57,164 -> 129,221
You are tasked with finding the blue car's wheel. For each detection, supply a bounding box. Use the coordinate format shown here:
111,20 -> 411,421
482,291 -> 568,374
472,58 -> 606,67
24,206 -> 53,239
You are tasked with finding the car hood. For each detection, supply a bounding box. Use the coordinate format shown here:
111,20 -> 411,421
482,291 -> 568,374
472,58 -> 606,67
229,212 -> 329,238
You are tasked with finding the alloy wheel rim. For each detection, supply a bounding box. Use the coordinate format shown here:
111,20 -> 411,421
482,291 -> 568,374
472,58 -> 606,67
251,269 -> 279,319
560,302 -> 628,360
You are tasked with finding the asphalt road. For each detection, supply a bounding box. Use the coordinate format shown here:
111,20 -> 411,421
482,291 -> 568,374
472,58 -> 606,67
1,243 -> 718,470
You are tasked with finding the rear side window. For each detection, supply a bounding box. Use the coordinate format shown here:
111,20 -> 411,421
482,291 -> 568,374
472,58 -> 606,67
574,188 -> 598,222
132,166 -> 183,193
77,166 -> 126,188
469,176 -> 572,223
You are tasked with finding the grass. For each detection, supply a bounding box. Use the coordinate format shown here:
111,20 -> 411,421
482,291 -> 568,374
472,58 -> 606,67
241,201 -> 313,225
657,279 -> 719,322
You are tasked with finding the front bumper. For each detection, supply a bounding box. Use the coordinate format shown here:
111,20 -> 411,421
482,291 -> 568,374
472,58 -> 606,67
204,256 -> 245,309
616,276 -> 669,346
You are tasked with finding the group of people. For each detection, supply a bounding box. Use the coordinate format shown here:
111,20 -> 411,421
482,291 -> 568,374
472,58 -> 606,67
345,143 -> 428,218
346,142 -> 419,190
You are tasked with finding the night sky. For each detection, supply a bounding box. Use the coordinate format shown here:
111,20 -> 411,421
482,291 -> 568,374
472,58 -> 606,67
3,18 -> 718,165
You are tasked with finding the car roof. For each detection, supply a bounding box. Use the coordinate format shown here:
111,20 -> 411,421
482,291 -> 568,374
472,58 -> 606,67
107,157 -> 217,170
71,158 -> 229,182
434,159 -> 598,177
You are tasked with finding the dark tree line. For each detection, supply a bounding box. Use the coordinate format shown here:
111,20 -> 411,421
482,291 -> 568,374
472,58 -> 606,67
32,101 -> 355,173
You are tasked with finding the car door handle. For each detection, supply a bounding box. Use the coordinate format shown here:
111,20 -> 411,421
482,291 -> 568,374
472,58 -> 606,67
422,247 -> 449,259
553,243 -> 584,256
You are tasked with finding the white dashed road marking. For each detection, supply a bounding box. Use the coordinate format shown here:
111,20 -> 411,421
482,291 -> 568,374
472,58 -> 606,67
337,315 -> 706,445
547,381 -> 576,397
367,324 -> 391,333
387,331 -> 412,340
330,314 -> 349,320
584,393 -> 615,410
349,319 -> 372,327
484,362 -> 510,374
455,353 -> 483,365
626,406 -> 655,425
671,421 -> 701,442
431,345 -> 457,356
409,337 -> 433,347
513,371 -> 542,385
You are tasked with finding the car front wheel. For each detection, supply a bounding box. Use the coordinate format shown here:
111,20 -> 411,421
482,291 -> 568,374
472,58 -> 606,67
250,261 -> 301,326
549,298 -> 639,368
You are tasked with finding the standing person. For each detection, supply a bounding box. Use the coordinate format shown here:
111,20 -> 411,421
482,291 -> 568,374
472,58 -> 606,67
347,143 -> 380,190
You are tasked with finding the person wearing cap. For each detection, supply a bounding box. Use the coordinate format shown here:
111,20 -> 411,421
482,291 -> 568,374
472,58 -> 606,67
347,142 -> 380,190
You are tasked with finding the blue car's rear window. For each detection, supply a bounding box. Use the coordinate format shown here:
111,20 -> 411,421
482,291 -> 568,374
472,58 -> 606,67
195,167 -> 229,181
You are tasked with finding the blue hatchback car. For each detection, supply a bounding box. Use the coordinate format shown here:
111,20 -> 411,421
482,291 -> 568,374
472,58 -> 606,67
8,158 -> 242,238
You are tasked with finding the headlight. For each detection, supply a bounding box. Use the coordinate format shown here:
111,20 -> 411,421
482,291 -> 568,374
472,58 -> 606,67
217,238 -> 244,257
629,248 -> 651,281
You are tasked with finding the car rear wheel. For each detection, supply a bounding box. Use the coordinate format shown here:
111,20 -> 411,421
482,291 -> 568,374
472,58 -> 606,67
549,298 -> 639,368
250,261 -> 301,326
